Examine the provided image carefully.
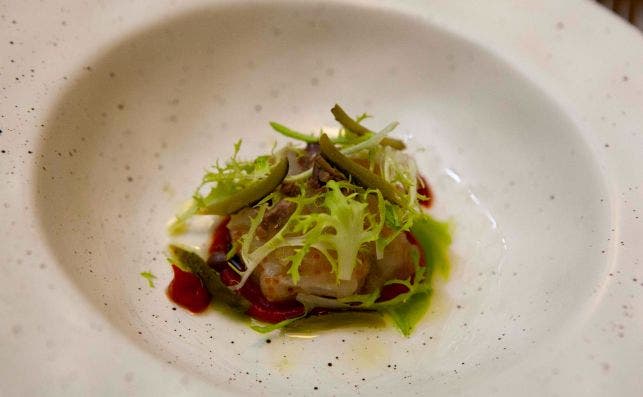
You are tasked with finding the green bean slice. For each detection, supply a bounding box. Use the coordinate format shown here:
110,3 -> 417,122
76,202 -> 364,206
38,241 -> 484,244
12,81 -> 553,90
319,134 -> 405,207
269,121 -> 318,143
169,245 -> 250,312
331,104 -> 406,150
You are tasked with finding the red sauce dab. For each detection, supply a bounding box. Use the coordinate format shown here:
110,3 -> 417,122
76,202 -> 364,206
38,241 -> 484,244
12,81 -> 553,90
376,283 -> 410,302
167,265 -> 211,313
417,175 -> 433,208
209,216 -> 231,255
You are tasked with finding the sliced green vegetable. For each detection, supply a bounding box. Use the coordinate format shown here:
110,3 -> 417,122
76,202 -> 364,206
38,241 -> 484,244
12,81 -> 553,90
319,134 -> 405,207
270,120 -> 369,146
168,245 -> 250,312
331,104 -> 406,150
197,157 -> 288,215
282,122 -> 398,183
269,122 -> 318,143
170,140 -> 275,230
331,104 -> 372,135
340,121 -> 399,156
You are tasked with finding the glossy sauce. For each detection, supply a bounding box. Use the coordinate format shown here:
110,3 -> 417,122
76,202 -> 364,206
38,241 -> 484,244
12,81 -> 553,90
167,264 -> 211,313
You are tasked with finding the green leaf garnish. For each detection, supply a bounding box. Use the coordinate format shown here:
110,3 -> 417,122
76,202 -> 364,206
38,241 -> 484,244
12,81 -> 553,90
140,271 -> 156,288
235,180 -> 385,287
269,121 -> 318,143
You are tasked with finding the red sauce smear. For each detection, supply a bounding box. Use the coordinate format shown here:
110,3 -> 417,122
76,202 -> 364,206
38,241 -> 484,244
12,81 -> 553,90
209,216 -> 231,254
417,175 -> 433,208
167,265 -> 211,313
376,283 -> 411,302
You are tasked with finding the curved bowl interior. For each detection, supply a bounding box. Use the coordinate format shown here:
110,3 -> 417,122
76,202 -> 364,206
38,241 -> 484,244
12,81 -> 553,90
35,2 -> 610,394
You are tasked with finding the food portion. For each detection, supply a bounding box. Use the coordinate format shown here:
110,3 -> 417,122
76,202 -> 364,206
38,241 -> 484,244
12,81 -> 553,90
167,104 -> 451,336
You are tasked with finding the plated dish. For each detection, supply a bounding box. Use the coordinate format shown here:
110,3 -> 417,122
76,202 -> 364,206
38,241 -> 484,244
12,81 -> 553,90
166,105 -> 451,336
2,1 -> 642,396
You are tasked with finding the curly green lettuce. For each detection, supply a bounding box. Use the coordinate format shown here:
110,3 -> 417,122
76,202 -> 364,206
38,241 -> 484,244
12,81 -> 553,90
235,181 -> 384,288
168,139 -> 272,234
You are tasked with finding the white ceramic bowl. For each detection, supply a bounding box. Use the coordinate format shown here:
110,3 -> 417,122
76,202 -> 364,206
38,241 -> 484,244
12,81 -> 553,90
1,1 -> 642,395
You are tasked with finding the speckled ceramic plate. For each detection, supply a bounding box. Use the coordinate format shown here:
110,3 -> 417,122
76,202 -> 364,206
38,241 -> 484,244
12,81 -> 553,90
1,1 -> 642,395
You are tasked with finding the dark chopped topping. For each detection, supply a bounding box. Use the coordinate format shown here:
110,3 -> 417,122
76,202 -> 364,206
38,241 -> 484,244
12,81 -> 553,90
279,180 -> 300,197
313,155 -> 346,184
256,200 -> 296,240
